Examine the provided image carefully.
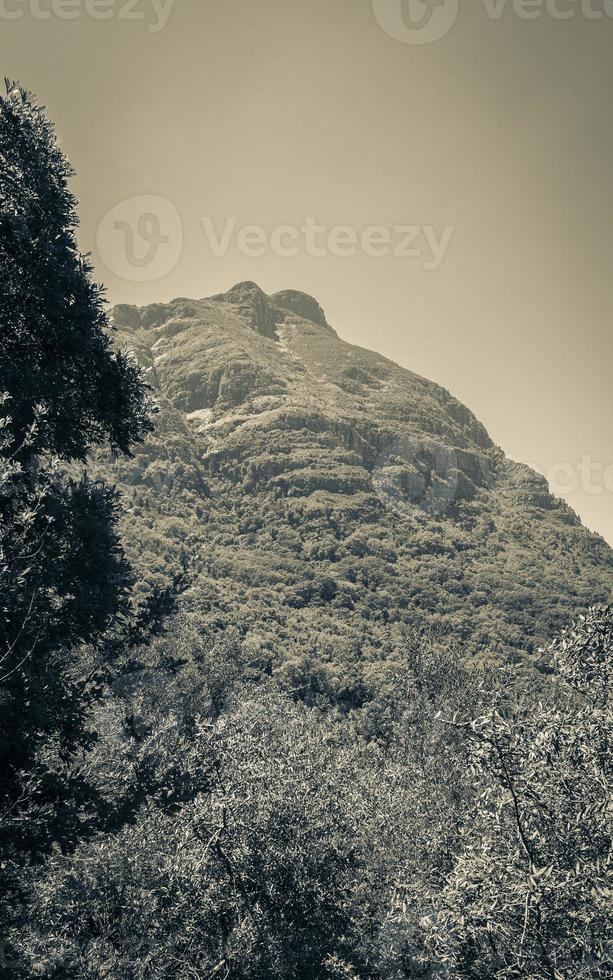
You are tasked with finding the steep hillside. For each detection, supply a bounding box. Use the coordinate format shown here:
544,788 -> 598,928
97,282 -> 613,697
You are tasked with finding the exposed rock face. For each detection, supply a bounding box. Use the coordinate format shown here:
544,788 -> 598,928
103,283 -> 613,674
270,289 -> 331,330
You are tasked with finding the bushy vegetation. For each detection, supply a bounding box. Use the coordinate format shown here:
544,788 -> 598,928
420,611 -> 612,978
1,85 -> 610,979
7,602 -> 612,978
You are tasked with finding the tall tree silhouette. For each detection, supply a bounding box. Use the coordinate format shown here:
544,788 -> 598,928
0,81 -> 152,928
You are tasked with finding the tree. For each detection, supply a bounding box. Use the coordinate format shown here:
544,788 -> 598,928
423,607 -> 612,979
0,82 -> 150,461
0,80 -> 151,931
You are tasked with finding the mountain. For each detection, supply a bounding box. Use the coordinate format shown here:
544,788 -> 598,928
98,281 -> 613,699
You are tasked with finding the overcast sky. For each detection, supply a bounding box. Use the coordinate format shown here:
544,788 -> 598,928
3,0 -> 612,543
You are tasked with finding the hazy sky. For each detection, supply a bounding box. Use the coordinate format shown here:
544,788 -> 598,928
3,0 -> 612,543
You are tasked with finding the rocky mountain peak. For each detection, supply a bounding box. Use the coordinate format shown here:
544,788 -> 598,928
223,280 -> 265,300
211,281 -> 279,339
206,282 -> 335,340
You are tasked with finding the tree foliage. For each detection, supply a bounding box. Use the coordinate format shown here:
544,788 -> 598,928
0,81 -> 151,936
0,81 -> 151,460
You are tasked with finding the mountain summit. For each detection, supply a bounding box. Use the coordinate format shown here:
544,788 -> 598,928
104,284 -> 613,689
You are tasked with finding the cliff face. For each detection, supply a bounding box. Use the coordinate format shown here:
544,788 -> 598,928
112,282 -> 493,503
102,283 -> 613,688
